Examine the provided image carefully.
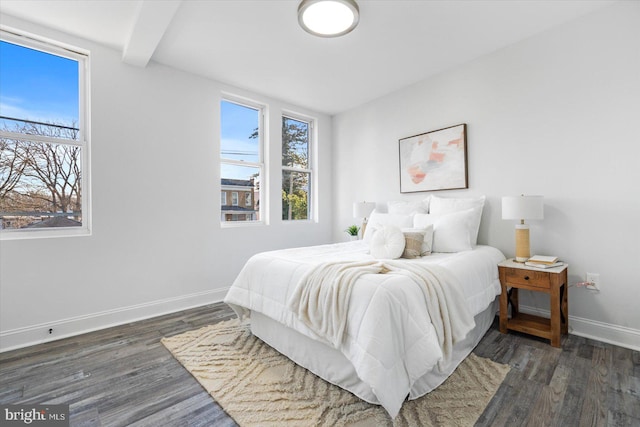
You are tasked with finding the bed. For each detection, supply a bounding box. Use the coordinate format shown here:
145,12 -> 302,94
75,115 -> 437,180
224,196 -> 505,418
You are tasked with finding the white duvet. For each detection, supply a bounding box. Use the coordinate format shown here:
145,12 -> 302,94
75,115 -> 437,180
224,241 -> 505,418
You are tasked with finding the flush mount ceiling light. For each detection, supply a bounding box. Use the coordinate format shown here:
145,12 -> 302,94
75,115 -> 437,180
298,0 -> 360,38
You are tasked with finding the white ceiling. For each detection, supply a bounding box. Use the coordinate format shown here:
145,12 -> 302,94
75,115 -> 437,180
0,0 -> 615,115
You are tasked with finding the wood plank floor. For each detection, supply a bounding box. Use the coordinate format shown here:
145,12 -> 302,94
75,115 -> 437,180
1,302 -> 638,426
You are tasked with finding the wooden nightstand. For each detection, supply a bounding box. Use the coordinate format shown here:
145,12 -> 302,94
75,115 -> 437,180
498,259 -> 568,347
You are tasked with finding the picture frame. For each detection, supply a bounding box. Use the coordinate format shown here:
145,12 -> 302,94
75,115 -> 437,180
399,123 -> 468,193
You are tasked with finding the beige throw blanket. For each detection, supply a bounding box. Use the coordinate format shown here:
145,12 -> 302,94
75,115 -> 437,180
288,260 -> 475,364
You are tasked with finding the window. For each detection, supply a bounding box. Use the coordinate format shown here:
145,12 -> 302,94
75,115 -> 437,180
220,98 -> 263,223
221,191 -> 227,206
0,31 -> 90,238
282,114 -> 312,221
245,192 -> 252,206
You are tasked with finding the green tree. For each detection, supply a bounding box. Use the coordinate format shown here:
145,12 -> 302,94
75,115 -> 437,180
250,118 -> 310,220
281,118 -> 309,220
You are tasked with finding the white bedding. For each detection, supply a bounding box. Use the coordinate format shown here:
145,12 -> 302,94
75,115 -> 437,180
224,241 -> 505,418
289,259 -> 476,367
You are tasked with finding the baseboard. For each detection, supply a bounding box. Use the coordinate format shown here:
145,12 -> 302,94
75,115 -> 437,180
0,287 -> 230,353
519,305 -> 640,352
4,294 -> 636,353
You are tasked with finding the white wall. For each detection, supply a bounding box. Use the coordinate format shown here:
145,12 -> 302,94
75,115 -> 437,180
332,2 -> 640,349
0,15 -> 333,351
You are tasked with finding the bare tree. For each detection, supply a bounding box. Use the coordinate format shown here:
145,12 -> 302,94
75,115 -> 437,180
20,141 -> 81,215
0,138 -> 27,198
0,120 -> 82,226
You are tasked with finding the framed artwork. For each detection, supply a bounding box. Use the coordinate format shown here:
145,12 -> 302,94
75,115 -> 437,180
399,123 -> 468,193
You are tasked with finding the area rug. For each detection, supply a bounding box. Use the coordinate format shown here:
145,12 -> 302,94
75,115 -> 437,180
161,318 -> 509,427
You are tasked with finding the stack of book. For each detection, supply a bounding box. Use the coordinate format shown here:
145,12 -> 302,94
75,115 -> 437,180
525,255 -> 564,269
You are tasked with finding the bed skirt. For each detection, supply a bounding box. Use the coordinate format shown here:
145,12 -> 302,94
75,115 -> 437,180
250,298 -> 498,406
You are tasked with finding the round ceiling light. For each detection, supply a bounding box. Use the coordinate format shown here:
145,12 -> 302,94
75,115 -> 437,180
298,0 -> 360,38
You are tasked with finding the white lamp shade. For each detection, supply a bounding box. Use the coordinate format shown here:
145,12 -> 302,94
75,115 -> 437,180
353,201 -> 375,218
502,195 -> 544,221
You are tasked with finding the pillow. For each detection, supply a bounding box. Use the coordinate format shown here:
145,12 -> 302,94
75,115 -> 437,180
387,197 -> 430,215
401,225 -> 434,256
429,195 -> 485,245
370,225 -> 406,259
402,232 -> 423,258
401,230 -> 424,259
363,210 -> 414,241
414,209 -> 475,253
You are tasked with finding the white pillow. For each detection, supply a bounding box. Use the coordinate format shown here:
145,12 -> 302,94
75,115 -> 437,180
401,225 -> 434,256
363,210 -> 414,241
414,209 -> 475,253
429,195 -> 485,245
370,225 -> 406,259
387,197 -> 431,215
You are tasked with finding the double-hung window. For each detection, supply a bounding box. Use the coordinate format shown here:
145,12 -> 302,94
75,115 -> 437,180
282,114 -> 312,221
220,98 -> 263,223
0,30 -> 90,238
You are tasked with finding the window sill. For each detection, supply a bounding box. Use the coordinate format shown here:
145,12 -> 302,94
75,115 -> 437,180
220,221 -> 266,229
0,226 -> 92,241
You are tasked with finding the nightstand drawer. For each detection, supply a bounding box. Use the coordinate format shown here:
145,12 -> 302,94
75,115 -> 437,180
504,267 -> 550,289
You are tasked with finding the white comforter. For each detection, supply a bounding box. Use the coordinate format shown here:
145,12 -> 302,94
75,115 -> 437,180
288,260 -> 476,367
224,241 -> 505,418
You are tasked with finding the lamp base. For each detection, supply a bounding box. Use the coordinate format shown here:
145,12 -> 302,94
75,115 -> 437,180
361,218 -> 369,239
515,224 -> 530,262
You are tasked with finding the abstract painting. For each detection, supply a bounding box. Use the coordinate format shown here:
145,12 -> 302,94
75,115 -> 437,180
399,123 -> 468,193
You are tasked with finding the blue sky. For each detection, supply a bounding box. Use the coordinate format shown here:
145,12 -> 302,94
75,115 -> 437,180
221,100 -> 259,162
0,40 -> 79,127
221,100 -> 260,180
0,39 -> 256,181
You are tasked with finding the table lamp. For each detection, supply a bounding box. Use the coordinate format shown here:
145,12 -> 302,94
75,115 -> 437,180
353,201 -> 375,238
502,195 -> 544,262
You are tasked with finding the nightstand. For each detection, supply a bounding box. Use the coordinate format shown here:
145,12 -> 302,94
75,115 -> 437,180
498,259 -> 568,347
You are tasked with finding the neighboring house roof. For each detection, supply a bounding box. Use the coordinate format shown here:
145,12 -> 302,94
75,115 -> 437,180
23,217 -> 82,228
221,178 -> 253,187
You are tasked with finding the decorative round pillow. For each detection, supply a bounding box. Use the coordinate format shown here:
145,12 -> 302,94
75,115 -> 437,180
369,225 -> 406,259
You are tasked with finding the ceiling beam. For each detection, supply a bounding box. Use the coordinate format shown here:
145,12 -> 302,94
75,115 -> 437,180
122,0 -> 182,67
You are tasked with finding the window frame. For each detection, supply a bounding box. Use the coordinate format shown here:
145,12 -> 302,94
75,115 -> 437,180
281,112 -> 314,222
219,96 -> 265,227
0,28 -> 91,240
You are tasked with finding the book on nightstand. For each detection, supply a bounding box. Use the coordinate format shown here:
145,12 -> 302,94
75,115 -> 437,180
528,255 -> 559,264
525,255 -> 563,269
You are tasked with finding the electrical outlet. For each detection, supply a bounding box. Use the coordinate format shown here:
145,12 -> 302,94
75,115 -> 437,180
586,273 -> 600,291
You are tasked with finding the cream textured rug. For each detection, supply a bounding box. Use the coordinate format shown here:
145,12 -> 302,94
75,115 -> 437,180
162,318 -> 509,427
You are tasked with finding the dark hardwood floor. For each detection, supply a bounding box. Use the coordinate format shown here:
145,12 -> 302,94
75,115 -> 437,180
1,302 -> 638,426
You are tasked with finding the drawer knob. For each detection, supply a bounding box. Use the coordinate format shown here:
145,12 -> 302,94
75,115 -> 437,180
524,275 -> 530,280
